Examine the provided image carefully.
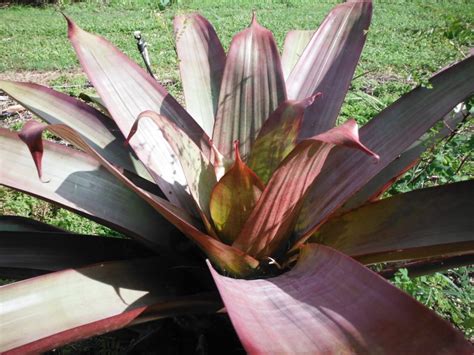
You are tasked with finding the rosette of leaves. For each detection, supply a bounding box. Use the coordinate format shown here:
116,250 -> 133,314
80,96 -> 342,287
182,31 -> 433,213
1,0 -> 473,353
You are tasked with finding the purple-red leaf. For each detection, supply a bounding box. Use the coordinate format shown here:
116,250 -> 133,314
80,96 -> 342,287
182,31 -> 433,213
0,80 -> 150,180
174,13 -> 226,136
233,119 -> 378,259
212,14 -> 287,159
295,55 -> 474,242
209,244 -> 471,354
17,121 -> 259,276
1,128 -> 176,251
340,107 -> 468,212
280,30 -> 314,80
127,111 -> 218,238
210,142 -> 265,244
0,230 -> 152,276
66,17 -> 210,213
0,258 -> 220,353
311,181 -> 474,264
286,0 -> 372,138
247,94 -> 320,183
18,120 -> 45,179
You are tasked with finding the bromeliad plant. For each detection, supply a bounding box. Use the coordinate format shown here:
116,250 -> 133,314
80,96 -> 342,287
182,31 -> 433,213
0,0 -> 473,353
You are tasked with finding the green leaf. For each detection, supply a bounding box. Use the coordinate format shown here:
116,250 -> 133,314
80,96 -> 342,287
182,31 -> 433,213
247,95 -> 319,184
210,142 -> 265,244
311,181 -> 474,264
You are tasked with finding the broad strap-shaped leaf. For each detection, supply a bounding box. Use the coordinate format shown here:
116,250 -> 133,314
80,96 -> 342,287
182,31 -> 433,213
0,128 -> 175,251
66,17 -> 210,213
379,253 -> 474,279
247,95 -> 320,184
0,215 -> 66,233
233,119 -> 378,259
295,55 -> 474,241
174,13 -> 226,136
17,121 -> 259,276
341,107 -> 468,212
78,92 -> 110,117
280,30 -> 314,80
286,0 -> 372,138
310,181 -> 474,264
212,14 -> 287,159
0,230 -> 152,277
0,80 -> 150,180
0,258 -> 221,353
209,244 -> 472,354
210,143 -> 265,244
127,111 -> 217,229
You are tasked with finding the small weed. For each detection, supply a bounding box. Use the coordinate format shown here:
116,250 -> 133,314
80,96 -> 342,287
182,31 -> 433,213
393,267 -> 474,339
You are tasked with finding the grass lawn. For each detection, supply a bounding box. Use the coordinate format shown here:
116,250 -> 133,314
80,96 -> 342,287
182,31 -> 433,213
1,0 -> 473,350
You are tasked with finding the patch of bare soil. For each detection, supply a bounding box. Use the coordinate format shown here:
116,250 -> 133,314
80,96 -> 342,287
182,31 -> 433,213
0,69 -> 84,86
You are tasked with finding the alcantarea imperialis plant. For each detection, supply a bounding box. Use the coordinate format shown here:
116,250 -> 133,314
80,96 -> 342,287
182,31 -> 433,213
1,0 -> 473,353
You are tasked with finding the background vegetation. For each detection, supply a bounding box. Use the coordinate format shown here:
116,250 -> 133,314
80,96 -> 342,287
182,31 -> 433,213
1,0 -> 473,349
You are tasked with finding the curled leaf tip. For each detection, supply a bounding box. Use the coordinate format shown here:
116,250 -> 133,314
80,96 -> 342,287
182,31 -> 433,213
301,92 -> 322,108
18,120 -> 47,181
125,110 -> 156,147
344,119 -> 379,161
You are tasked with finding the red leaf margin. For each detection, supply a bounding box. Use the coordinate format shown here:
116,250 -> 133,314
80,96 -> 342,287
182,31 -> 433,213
209,244 -> 472,354
18,120 -> 259,277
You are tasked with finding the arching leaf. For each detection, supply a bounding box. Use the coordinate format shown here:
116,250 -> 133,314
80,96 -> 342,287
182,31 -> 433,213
127,111 -> 218,238
209,244 -> 471,354
0,80 -> 151,181
0,258 -> 221,353
295,55 -> 474,242
66,17 -> 210,213
0,230 -> 151,277
311,181 -> 474,264
0,128 -> 175,252
233,120 -> 378,259
18,121 -> 259,277
341,107 -> 468,212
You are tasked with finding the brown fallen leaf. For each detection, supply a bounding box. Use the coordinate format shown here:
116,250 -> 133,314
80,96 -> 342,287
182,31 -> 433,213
5,104 -> 26,113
